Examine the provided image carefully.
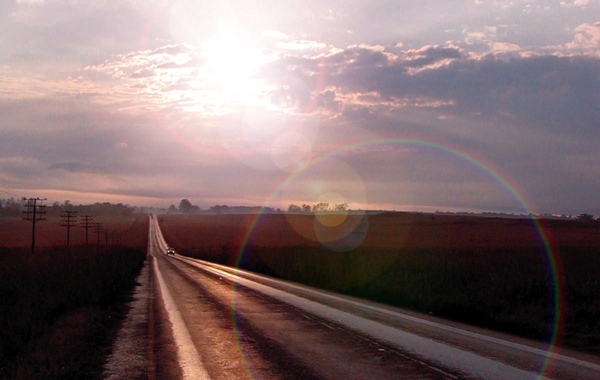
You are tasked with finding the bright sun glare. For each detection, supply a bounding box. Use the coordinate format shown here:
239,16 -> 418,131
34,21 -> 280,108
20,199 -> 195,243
199,38 -> 269,100
168,2 -> 275,110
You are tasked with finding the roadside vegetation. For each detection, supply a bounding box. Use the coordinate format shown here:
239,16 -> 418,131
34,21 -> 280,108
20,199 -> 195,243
0,206 -> 149,379
159,213 -> 600,355
0,246 -> 147,379
241,246 -> 599,354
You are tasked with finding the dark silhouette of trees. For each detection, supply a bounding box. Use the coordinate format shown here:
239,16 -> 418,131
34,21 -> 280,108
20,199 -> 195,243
178,199 -> 192,213
335,203 -> 349,211
0,198 -> 23,215
286,202 -> 349,213
312,202 -> 330,212
288,204 -> 301,213
577,213 -> 594,220
178,199 -> 200,213
209,205 -> 230,214
1,199 -> 137,217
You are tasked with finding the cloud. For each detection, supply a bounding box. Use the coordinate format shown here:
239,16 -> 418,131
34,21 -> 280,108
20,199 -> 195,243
263,30 -> 289,40
263,43 -> 599,134
400,45 -> 464,70
560,0 -> 591,8
48,162 -> 101,173
568,22 -> 600,54
16,0 -> 45,4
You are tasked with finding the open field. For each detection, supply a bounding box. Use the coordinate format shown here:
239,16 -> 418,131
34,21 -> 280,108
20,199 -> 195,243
0,214 -> 149,248
0,215 -> 149,379
158,212 -> 600,354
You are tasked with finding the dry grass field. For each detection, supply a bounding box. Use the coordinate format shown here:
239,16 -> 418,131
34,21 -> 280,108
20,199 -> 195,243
158,212 -> 600,354
0,214 -> 149,248
158,212 -> 600,251
0,214 -> 149,378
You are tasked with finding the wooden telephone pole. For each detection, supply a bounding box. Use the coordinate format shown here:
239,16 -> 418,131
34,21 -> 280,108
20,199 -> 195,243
80,215 -> 94,246
93,222 -> 103,248
61,210 -> 78,248
22,197 -> 47,254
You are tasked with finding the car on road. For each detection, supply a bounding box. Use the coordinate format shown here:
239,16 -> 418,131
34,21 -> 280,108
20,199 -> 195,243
167,247 -> 175,255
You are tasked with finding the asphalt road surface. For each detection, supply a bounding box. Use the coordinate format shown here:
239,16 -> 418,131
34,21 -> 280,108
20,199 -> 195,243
104,215 -> 600,379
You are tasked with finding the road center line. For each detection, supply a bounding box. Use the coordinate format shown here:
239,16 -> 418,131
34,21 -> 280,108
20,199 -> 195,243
151,219 -> 211,380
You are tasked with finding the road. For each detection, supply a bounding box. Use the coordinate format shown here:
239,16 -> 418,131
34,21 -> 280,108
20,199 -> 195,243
105,215 -> 600,379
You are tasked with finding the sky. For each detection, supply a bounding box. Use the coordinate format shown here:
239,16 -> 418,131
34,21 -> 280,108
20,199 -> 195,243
0,0 -> 599,215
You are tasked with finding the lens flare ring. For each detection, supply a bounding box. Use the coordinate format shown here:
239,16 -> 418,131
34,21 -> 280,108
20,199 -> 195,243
232,138 -> 565,378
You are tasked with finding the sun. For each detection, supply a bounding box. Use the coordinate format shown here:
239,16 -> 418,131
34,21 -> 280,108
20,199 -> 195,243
168,1 -> 274,110
198,37 -> 269,101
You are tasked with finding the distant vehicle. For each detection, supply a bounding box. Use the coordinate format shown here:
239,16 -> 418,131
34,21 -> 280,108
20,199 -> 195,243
166,247 -> 175,255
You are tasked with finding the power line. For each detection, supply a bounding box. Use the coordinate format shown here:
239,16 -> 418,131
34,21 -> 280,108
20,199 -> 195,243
80,215 -> 94,246
93,222 -> 103,248
60,210 -> 78,248
22,197 -> 47,254
0,188 -> 21,198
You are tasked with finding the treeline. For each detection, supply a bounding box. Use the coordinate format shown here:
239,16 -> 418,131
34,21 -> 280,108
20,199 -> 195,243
287,202 -> 349,213
164,199 -> 352,215
0,198 -> 140,216
165,199 -> 280,214
47,201 -> 137,216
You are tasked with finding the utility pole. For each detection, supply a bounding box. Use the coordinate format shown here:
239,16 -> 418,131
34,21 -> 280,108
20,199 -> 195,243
22,197 -> 47,254
80,215 -> 94,246
60,210 -> 78,248
104,229 -> 110,246
115,233 -> 123,247
93,222 -> 103,248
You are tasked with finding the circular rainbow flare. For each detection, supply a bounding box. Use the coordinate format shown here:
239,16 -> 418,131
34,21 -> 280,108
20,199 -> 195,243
229,138 -> 565,379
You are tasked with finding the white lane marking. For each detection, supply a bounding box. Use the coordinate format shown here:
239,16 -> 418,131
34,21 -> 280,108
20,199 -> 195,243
193,259 -> 600,372
152,237 -> 211,379
152,216 -> 170,253
183,261 -> 549,380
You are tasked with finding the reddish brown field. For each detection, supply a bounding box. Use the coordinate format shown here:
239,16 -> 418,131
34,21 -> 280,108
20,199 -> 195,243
0,214 -> 148,378
0,214 -> 149,248
158,212 -> 600,252
158,212 -> 600,354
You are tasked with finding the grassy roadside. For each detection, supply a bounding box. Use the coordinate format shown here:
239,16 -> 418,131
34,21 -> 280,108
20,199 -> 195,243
0,246 -> 147,379
245,246 -> 600,354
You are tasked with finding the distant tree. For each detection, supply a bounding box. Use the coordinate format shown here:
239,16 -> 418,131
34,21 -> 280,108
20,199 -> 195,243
335,203 -> 348,211
312,202 -> 330,212
167,204 -> 178,213
577,213 -> 594,220
288,204 -> 301,213
2,198 -> 22,215
178,199 -> 193,213
302,204 -> 312,213
48,201 -> 62,216
178,199 -> 201,213
210,205 -> 230,214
